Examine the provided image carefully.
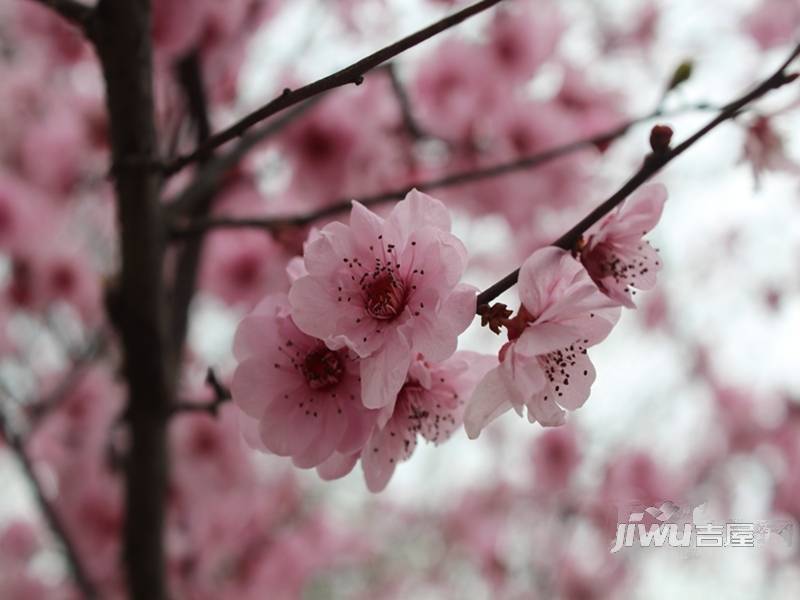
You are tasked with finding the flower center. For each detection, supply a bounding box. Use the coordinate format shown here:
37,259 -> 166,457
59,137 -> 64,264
301,124 -> 337,164
229,253 -> 260,288
364,273 -> 406,320
50,262 -> 77,295
301,347 -> 344,390
494,36 -> 521,66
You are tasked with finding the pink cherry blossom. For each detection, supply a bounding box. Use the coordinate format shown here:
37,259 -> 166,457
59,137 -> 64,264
484,99 -> 580,160
18,105 -> 88,194
598,451 -> 687,518
0,521 -> 39,563
412,38 -> 499,140
5,241 -> 101,321
530,424 -> 581,490
15,1 -> 89,64
29,366 -> 122,470
200,234 -> 266,301
740,115 -> 800,186
276,79 -> 404,207
0,575 -> 52,600
53,467 -> 123,589
580,183 -> 667,308
280,99 -> 360,198
359,351 -> 495,492
557,65 -> 625,137
0,171 -> 52,254
170,409 -> 254,497
289,190 -> 476,411
486,3 -> 562,83
201,229 -> 291,308
231,294 -> 377,469
465,247 -> 619,437
152,0 -> 210,62
769,413 -> 800,521
743,0 -> 800,50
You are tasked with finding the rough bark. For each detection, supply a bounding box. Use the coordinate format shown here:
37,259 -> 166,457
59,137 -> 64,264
89,2 -> 172,598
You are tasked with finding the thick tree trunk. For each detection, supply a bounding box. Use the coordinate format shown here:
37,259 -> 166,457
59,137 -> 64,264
89,2 -> 172,599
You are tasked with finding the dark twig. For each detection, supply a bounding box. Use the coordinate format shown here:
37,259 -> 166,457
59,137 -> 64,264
169,101 -> 720,239
27,334 -> 106,433
0,411 -> 98,599
166,98 -> 323,219
171,51 -> 214,354
176,52 -> 212,150
385,63 -> 429,140
475,42 -> 800,308
162,0 -> 507,175
170,369 -> 232,417
30,0 -> 93,27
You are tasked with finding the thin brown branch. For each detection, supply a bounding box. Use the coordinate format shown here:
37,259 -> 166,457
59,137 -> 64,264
171,51 -> 214,356
169,101 -> 720,239
170,369 -> 232,417
162,0 -> 507,175
176,52 -> 212,150
475,42 -> 800,308
29,0 -> 93,27
166,98 -> 322,219
0,412 -> 98,599
27,334 -> 106,432
385,63 -> 429,140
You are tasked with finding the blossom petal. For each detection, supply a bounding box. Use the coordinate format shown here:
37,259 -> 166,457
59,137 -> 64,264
317,452 -> 359,481
231,357 -> 302,418
361,423 -> 407,492
514,322 -> 583,357
387,188 -> 452,239
527,395 -> 567,426
615,183 -> 667,239
360,335 -> 412,410
518,247 -> 577,316
258,399 -> 318,458
409,284 -> 476,361
288,275 -> 343,343
291,405 -> 348,468
464,367 -> 514,439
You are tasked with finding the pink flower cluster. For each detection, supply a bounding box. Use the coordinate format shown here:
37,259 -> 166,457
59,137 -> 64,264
465,184 -> 667,437
233,190 -> 488,491
232,184 -> 667,490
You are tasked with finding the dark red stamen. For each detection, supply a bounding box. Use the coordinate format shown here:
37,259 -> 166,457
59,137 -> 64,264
301,347 -> 344,390
364,273 -> 406,320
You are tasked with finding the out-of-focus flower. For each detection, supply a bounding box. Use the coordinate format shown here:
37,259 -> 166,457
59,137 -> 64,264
486,3 -> 562,82
530,424 -> 581,490
6,243 -> 102,322
743,0 -> 800,50
201,229 -> 291,308
741,115 -> 800,186
557,65 -> 625,137
413,38 -> 499,140
277,79 -> 404,207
